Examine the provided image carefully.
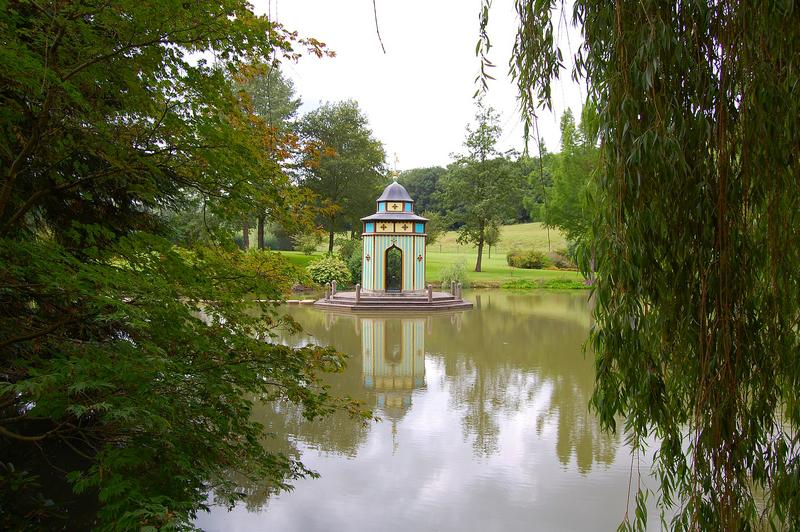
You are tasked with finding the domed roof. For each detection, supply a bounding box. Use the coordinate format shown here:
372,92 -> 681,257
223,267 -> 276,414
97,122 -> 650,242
377,180 -> 413,202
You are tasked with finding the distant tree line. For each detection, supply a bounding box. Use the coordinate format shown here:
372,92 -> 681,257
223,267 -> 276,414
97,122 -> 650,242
400,102 -> 599,271
169,72 -> 598,272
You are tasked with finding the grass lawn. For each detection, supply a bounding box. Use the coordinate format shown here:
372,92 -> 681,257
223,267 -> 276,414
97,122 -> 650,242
426,222 -> 584,288
281,251 -> 320,269
426,252 -> 584,288
280,222 -> 587,289
430,222 -> 569,255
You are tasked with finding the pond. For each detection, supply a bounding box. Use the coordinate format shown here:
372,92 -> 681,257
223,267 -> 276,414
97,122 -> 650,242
196,290 -> 658,531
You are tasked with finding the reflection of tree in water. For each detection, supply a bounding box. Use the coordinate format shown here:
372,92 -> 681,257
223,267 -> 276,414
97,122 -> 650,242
436,291 -> 619,471
251,310 -> 371,457
229,310 -> 429,510
214,292 -> 618,512
223,309 -> 371,511
544,355 -> 618,474
220,434 -> 308,512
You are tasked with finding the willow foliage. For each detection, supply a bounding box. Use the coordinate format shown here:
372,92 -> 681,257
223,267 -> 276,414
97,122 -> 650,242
506,1 -> 800,529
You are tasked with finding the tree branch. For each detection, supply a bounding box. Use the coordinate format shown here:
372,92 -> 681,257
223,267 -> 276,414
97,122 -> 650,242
0,316 -> 76,351
0,424 -> 52,442
372,0 -> 387,54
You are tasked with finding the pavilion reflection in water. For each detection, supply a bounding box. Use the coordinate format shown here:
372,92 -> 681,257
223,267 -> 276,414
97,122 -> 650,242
361,317 -> 426,411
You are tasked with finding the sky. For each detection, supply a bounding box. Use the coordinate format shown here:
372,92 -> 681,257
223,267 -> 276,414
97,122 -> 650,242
250,0 -> 584,170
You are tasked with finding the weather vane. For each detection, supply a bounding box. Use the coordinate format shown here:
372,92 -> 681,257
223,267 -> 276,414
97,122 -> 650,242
391,152 -> 400,181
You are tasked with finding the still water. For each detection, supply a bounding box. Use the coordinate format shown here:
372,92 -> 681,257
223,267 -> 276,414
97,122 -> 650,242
197,290 -> 658,531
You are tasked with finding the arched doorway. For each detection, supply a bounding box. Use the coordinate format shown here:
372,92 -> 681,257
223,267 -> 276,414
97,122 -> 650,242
384,245 -> 402,292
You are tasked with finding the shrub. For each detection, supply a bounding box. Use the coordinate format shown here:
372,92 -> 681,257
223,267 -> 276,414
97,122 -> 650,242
506,249 -> 549,269
335,236 -> 360,261
292,233 -> 321,255
242,249 -> 310,292
335,236 -> 362,284
346,251 -> 362,285
506,249 -> 523,267
547,249 -> 577,270
307,255 -> 352,286
440,260 -> 470,289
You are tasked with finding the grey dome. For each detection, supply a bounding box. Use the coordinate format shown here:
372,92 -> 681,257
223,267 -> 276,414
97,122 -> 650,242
377,181 -> 413,202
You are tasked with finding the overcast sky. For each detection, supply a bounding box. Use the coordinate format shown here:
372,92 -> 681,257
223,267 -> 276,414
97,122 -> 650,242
251,0 -> 584,170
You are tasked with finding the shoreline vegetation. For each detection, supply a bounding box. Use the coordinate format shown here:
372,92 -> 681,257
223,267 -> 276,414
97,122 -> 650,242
274,223 -> 588,291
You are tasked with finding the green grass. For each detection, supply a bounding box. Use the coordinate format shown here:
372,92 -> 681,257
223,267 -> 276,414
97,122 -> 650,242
281,251 -> 321,269
426,252 -> 584,288
430,222 -> 568,255
279,222 -> 586,289
424,222 -> 582,288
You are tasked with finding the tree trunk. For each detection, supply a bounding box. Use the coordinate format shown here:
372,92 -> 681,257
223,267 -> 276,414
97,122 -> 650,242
257,215 -> 265,250
475,232 -> 485,272
328,229 -> 334,254
242,219 -> 250,250
488,245 -> 492,259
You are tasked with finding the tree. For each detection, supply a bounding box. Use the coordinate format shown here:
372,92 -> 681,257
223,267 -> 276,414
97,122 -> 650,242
421,210 -> 445,247
522,141 -> 554,224
399,166 -> 446,214
0,2 -> 357,527
543,108 -> 599,243
442,101 -> 524,272
484,223 -> 501,259
238,66 -> 303,249
298,101 -> 387,253
506,1 -> 800,529
240,66 -> 302,133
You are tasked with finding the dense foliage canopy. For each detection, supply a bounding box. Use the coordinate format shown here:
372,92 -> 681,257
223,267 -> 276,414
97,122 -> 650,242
297,100 -> 387,253
397,167 -> 446,214
539,107 -> 599,244
504,0 -> 800,529
0,1 -> 360,528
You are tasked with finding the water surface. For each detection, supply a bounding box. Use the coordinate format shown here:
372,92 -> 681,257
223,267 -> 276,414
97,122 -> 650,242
197,290 -> 656,531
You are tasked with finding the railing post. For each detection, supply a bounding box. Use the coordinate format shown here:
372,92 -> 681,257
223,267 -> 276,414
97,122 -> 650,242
331,279 -> 337,296
456,282 -> 462,300
427,284 -> 433,303
450,280 -> 456,295
325,283 -> 331,300
355,283 -> 361,304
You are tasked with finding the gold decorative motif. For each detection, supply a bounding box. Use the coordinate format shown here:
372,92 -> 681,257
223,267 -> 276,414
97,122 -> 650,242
388,202 -> 402,211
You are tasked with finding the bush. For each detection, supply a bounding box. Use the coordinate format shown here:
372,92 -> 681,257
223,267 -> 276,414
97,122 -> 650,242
334,236 -> 360,261
292,233 -> 321,255
440,260 -> 470,289
547,249 -> 577,270
506,249 -> 549,269
346,251 -> 362,285
242,249 -> 310,292
307,255 -> 352,286
335,236 -> 362,284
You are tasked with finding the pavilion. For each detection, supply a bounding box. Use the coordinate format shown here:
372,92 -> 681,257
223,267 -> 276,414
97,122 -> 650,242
314,179 -> 472,311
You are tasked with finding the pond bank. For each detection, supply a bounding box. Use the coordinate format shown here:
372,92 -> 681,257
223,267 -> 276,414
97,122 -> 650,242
279,251 -> 587,290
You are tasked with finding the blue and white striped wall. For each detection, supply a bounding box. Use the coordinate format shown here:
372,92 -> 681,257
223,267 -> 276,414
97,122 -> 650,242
361,234 -> 426,292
